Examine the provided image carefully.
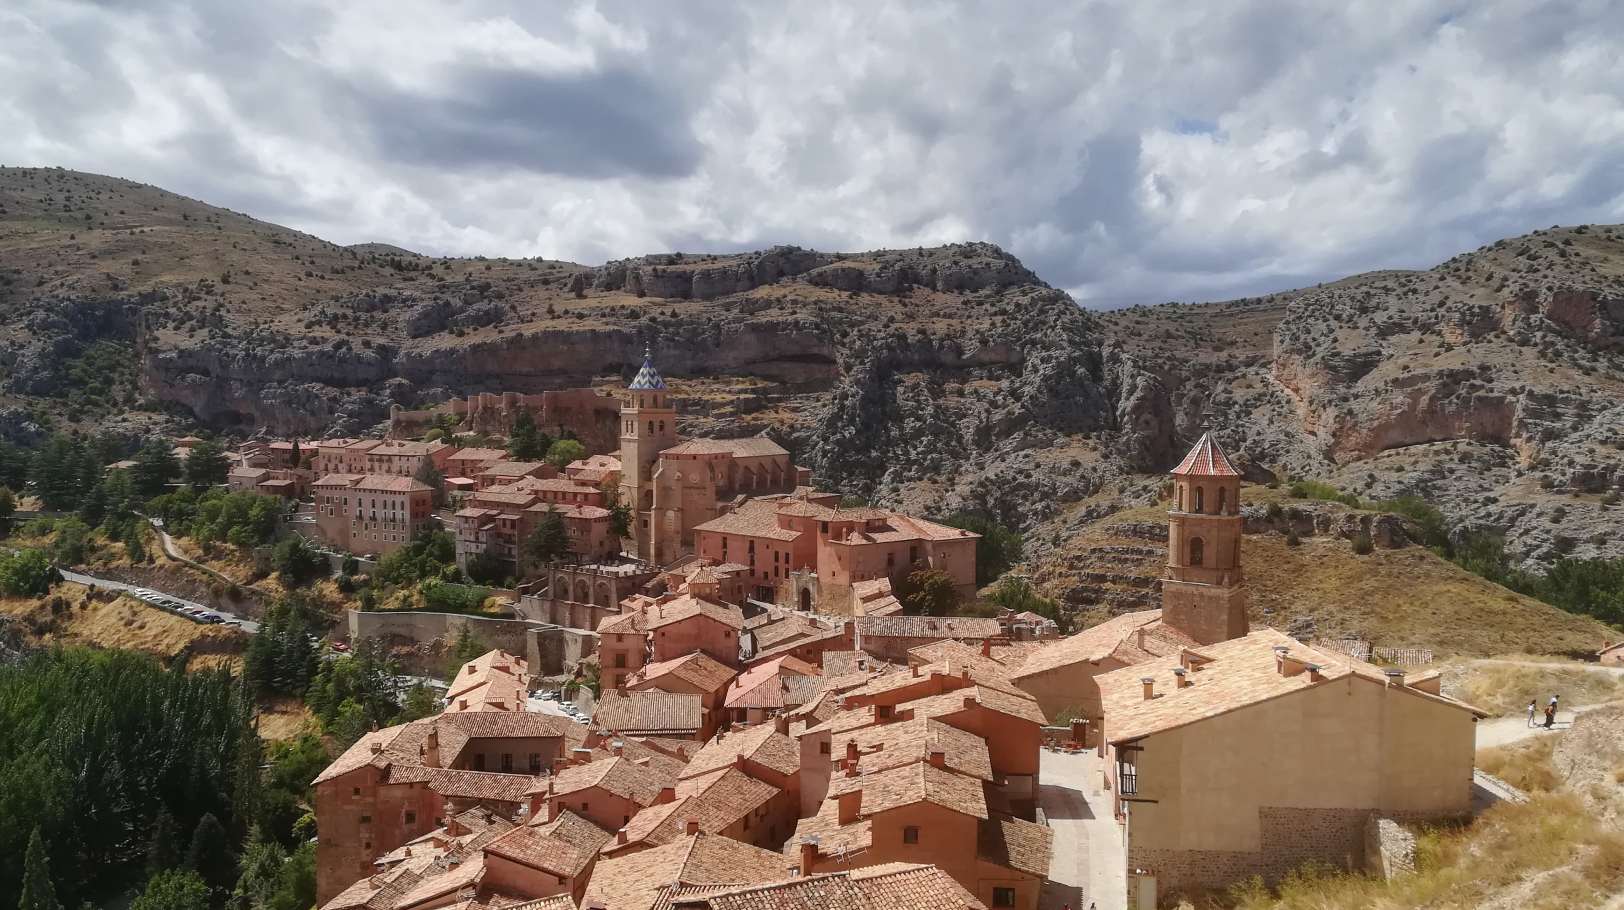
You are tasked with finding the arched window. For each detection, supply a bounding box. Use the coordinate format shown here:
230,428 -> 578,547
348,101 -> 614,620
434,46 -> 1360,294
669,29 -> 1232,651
1189,537 -> 1205,566
647,421 -> 654,434
1217,487 -> 1227,514
1176,485 -> 1184,511
799,588 -> 812,611
1193,486 -> 1205,513
658,421 -> 665,432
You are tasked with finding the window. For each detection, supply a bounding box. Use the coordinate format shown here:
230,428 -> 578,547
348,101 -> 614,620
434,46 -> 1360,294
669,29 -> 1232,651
501,753 -> 514,772
902,825 -> 919,844
614,653 -> 626,668
404,810 -> 416,825
530,753 -> 542,773
581,802 -> 589,813
473,754 -> 486,771
1176,485 -> 1184,511
1193,486 -> 1205,512
359,815 -> 372,823
1117,752 -> 1139,796
819,741 -> 831,755
993,888 -> 1016,908
1217,487 -> 1227,513
1189,537 -> 1205,566
352,787 -> 361,796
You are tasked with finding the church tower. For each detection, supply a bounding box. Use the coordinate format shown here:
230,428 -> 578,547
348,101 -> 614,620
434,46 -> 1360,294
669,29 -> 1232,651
619,348 -> 677,562
1162,430 -> 1248,645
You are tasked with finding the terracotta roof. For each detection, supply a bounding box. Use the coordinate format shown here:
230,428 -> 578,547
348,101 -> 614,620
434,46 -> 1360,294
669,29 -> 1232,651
598,611 -> 646,635
480,461 -> 550,477
673,766 -> 780,828
645,595 -> 746,631
314,473 -> 366,487
536,756 -> 665,805
662,437 -> 788,458
425,768 -> 543,803
786,797 -> 872,859
351,474 -> 436,493
855,615 -> 1002,641
1009,610 -> 1163,681
314,720 -> 433,785
692,501 -> 801,542
896,685 -> 1048,727
831,716 -> 993,781
662,864 -> 984,910
484,812 -> 609,878
1097,628 -> 1487,744
976,816 -> 1052,878
679,723 -> 801,781
826,759 -> 988,819
583,833 -> 791,910
630,652 -> 739,697
724,656 -> 820,710
447,447 -> 509,463
594,690 -> 705,736
501,897 -> 577,910
367,440 -> 452,458
1170,431 -> 1239,477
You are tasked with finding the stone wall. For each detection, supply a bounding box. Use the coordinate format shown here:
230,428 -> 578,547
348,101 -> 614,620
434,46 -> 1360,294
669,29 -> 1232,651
347,609 -> 596,677
1361,816 -> 1416,880
1129,806 -> 1372,897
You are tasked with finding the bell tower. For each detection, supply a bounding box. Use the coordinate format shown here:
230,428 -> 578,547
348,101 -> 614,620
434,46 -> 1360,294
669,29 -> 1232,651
619,348 -> 677,562
1162,429 -> 1248,645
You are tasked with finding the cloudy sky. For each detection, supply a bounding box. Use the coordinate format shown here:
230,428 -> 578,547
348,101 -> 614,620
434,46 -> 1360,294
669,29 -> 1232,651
3,1 -> 1622,306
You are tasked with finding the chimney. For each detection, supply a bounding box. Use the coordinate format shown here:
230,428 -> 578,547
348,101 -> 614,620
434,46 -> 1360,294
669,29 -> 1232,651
836,789 -> 861,824
928,747 -> 946,768
458,698 -> 469,710
612,741 -> 625,757
845,740 -> 859,765
657,786 -> 676,804
616,827 -> 628,845
424,727 -> 441,767
961,695 -> 977,711
911,665 -> 921,678
1173,667 -> 1191,689
572,748 -> 593,765
799,839 -> 819,877
959,666 -> 970,683
1383,668 -> 1404,688
774,713 -> 790,734
370,740 -> 383,754
1306,663 -> 1325,683
735,753 -> 748,770
1141,677 -> 1155,701
548,799 -> 561,823
980,638 -> 992,658
684,818 -> 700,836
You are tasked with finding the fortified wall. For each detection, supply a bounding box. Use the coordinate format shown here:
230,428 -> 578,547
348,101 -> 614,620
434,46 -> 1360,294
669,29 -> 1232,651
346,609 -> 597,677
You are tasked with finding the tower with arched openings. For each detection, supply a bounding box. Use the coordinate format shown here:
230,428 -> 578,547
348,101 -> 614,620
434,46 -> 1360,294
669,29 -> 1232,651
1162,430 -> 1248,645
619,348 -> 678,560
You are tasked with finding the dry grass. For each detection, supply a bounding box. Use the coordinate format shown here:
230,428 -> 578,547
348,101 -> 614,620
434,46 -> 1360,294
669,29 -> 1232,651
1477,737 -> 1562,793
257,696 -> 317,742
0,584 -> 244,662
1196,793 -> 1624,910
1450,662 -> 1624,716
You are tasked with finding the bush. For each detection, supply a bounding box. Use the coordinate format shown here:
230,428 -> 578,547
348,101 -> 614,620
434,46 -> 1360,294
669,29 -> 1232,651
1288,479 -> 1362,508
420,580 -> 490,614
0,548 -> 57,596
1285,531 -> 1301,547
941,511 -> 1023,585
1351,532 -> 1374,555
272,537 -> 326,586
896,568 -> 959,616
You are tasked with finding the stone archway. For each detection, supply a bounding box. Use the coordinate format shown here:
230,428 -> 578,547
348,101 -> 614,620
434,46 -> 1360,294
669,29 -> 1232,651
574,579 -> 591,603
799,587 -> 812,611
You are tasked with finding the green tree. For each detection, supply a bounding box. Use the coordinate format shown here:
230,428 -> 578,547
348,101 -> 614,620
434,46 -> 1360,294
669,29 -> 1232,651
263,843 -> 315,910
942,511 -> 1023,585
272,537 -> 325,586
376,529 -> 457,585
985,575 -> 1068,632
230,827 -> 287,910
327,700 -> 370,749
508,411 -> 549,461
306,641 -> 401,735
896,567 -> 959,616
33,435 -> 87,510
147,808 -> 181,876
242,597 -> 320,699
185,439 -> 230,489
603,485 -> 631,540
0,485 -> 15,528
413,458 -> 446,508
0,549 -> 57,596
125,522 -> 149,563
185,813 -> 235,893
443,625 -> 487,680
131,870 -> 210,910
522,507 -> 571,569
397,683 -> 440,723
133,439 -> 181,497
19,828 -> 61,910
544,438 -> 587,470
464,549 -> 510,586
49,518 -> 90,565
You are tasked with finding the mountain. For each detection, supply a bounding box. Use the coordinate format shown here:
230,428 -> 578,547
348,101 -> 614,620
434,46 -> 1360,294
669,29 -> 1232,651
2,166 -> 1622,574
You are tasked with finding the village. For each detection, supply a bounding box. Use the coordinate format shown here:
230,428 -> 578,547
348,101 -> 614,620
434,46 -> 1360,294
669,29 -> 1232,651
201,352 -> 1502,910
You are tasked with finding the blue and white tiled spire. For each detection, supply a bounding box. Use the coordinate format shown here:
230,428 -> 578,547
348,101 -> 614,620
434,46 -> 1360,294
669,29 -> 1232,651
628,345 -> 667,390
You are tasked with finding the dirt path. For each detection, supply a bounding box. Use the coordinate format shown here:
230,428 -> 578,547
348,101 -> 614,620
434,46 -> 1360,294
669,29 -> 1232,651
1474,657 -> 1624,678
1475,702 -> 1607,750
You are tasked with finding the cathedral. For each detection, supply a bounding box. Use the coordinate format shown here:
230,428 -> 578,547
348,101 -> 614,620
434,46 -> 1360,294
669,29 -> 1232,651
616,350 -> 809,566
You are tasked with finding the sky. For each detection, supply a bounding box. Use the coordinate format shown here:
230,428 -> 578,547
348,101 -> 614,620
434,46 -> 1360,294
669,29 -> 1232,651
2,1 -> 1622,307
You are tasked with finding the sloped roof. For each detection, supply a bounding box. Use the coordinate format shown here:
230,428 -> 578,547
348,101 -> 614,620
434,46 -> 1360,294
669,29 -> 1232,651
855,615 -> 1002,640
661,864 -> 985,910
1009,610 -> 1164,681
831,716 -> 993,781
629,352 -> 668,391
483,811 -> 609,878
692,501 -> 801,541
536,755 -> 665,805
1170,431 -> 1239,477
679,722 -> 801,781
594,690 -> 706,736
976,816 -> 1052,878
631,651 -> 739,697
584,833 -> 790,910
646,595 -> 746,631
724,655 -> 820,710
897,685 -> 1048,727
663,437 -> 788,458
826,760 -> 988,819
673,766 -> 780,829
1097,628 -> 1487,744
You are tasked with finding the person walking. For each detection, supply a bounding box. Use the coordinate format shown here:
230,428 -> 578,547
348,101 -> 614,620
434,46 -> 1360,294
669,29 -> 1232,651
1527,700 -> 1537,727
1543,700 -> 1556,729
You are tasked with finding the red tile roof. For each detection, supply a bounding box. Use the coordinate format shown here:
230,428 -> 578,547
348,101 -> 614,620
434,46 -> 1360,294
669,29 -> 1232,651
1170,431 -> 1239,477
593,690 -> 705,736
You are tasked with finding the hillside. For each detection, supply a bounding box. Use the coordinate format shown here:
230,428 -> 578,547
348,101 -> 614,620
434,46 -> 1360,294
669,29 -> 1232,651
1024,487 -> 1617,658
2,166 -> 1623,573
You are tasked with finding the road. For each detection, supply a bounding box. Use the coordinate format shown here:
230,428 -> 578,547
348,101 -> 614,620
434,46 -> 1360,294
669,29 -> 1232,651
58,567 -> 262,633
1475,702 -> 1606,750
1472,657 -> 1624,678
1038,748 -> 1126,910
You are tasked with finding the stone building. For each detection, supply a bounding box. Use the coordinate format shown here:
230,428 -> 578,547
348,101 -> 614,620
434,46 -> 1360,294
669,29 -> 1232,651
616,351 -> 809,566
1098,630 -> 1485,901
313,473 -> 437,556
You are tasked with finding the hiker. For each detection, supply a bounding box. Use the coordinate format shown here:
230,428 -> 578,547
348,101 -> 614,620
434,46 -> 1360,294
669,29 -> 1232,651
1543,701 -> 1556,729
1527,700 -> 1537,727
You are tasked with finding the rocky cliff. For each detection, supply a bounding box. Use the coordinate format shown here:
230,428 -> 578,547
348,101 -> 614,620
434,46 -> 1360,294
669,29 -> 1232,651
3,167 -> 1623,569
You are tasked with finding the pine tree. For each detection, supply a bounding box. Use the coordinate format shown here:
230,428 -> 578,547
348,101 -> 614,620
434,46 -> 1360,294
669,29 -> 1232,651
131,870 -> 209,910
230,826 -> 288,910
522,507 -> 572,570
413,458 -> 446,508
33,435 -> 87,510
184,813 -> 234,892
132,439 -> 180,497
19,828 -> 62,910
147,808 -> 180,876
0,485 -> 16,528
184,439 -> 230,488
508,410 -> 544,460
